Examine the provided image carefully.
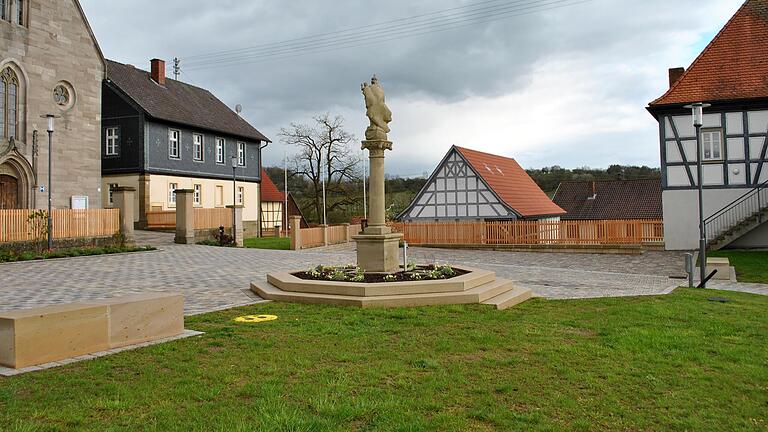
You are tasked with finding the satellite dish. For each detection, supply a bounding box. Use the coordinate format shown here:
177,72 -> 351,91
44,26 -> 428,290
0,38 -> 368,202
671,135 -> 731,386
235,104 -> 243,114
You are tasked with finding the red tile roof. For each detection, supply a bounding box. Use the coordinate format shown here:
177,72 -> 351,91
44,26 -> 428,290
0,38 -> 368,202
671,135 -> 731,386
260,169 -> 285,202
650,0 -> 768,106
454,146 -> 565,218
552,179 -> 662,220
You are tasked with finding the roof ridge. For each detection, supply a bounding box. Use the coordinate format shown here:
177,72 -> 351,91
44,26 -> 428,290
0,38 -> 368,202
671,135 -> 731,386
107,59 -> 214,94
649,0 -> 752,106
560,177 -> 661,184
454,145 -> 518,163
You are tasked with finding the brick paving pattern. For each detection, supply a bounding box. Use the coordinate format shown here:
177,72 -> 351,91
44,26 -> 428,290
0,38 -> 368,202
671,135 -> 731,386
0,231 -> 764,315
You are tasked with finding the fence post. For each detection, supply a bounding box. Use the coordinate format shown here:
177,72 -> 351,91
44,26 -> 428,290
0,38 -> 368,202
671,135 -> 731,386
174,189 -> 195,244
112,187 -> 136,246
289,215 -> 302,250
342,223 -> 351,243
321,224 -> 329,246
226,205 -> 244,247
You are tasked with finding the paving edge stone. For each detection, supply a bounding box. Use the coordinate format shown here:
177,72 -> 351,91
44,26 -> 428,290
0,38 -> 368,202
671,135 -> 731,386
0,330 -> 204,377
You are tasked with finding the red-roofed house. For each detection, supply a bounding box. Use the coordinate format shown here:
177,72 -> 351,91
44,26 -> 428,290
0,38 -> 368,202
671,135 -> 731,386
647,0 -> 768,250
397,146 -> 564,221
260,169 -> 308,234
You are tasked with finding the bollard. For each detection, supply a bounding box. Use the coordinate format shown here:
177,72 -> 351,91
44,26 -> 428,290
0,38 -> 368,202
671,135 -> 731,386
219,225 -> 225,246
684,253 -> 693,288
403,241 -> 408,272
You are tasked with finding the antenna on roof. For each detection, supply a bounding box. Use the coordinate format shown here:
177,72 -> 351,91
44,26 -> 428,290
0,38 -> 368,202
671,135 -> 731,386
173,58 -> 180,80
235,104 -> 243,116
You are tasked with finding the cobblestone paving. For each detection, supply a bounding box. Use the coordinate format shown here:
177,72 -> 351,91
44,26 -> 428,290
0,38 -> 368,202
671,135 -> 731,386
0,231 -> 764,315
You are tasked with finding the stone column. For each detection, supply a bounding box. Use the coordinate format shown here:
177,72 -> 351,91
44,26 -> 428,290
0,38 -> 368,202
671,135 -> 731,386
362,141 -> 392,235
352,140 -> 403,272
137,174 -> 150,229
289,215 -> 302,250
174,189 -> 195,244
342,223 -> 350,243
226,205 -> 244,247
112,187 -> 136,246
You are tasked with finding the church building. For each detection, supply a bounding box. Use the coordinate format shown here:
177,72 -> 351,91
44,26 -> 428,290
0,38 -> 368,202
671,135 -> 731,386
0,0 -> 106,209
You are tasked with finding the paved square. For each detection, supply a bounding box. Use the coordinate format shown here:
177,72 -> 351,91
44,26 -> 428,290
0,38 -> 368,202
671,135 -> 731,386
0,231 -> 763,315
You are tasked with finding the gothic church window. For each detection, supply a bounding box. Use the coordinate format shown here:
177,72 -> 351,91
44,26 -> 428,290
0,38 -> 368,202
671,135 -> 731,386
1,67 -> 19,140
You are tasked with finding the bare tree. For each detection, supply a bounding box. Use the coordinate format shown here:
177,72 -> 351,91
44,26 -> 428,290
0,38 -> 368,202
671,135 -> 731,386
279,114 -> 361,223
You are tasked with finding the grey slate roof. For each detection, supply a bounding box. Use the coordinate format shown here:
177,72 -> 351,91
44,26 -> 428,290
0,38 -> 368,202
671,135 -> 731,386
552,178 -> 662,220
105,60 -> 269,142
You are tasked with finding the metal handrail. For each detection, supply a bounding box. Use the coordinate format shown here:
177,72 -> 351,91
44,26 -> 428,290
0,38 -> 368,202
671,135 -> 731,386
704,179 -> 768,224
704,179 -> 768,242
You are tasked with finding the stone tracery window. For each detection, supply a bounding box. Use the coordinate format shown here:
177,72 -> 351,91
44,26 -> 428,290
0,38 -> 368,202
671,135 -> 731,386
1,67 -> 19,139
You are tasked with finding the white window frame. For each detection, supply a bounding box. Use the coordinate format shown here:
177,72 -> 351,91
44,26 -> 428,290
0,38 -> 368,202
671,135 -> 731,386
193,184 -> 202,206
105,127 -> 119,156
701,129 -> 723,161
168,183 -> 178,206
168,129 -> 181,159
216,138 -> 225,164
237,142 -> 246,166
237,186 -> 244,205
193,133 -> 204,162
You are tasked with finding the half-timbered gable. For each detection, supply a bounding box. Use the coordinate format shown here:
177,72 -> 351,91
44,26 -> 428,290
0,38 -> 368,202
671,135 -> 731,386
399,146 -> 564,221
648,0 -> 768,250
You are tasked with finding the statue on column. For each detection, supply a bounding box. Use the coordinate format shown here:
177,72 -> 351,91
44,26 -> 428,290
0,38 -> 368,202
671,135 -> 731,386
361,75 -> 392,141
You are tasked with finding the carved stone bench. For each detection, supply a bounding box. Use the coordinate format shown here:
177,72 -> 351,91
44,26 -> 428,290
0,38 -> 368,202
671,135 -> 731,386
0,293 -> 184,369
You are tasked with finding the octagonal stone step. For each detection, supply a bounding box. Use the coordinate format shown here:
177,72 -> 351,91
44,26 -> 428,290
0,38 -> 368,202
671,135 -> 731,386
251,276 -> 519,308
267,267 -> 495,297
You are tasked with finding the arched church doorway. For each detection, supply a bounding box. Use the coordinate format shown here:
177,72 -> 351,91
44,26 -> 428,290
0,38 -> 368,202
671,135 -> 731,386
0,174 -> 19,209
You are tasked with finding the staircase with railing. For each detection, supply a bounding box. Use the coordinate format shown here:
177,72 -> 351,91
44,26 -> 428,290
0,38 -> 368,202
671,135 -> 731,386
704,179 -> 768,250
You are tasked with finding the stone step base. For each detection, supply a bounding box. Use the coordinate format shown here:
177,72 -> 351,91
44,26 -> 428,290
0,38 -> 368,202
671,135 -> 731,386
251,277 -> 531,309
481,286 -> 533,310
267,268 -> 495,297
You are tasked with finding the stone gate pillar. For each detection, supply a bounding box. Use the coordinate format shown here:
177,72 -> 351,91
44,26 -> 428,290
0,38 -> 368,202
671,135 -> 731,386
112,186 -> 136,246
174,189 -> 195,244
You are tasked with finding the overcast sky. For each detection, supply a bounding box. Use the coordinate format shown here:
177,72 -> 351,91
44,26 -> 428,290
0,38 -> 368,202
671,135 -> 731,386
80,0 -> 743,176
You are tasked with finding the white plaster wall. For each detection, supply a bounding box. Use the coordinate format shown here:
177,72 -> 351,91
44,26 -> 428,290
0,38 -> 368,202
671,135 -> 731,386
663,188 -> 756,250
147,174 -> 260,222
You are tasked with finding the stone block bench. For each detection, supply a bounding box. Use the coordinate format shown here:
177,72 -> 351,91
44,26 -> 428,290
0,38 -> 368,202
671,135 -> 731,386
706,257 -> 736,281
0,293 -> 184,369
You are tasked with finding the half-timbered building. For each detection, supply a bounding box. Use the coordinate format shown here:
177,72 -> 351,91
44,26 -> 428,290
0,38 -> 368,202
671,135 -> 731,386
398,146 -> 564,222
647,0 -> 768,250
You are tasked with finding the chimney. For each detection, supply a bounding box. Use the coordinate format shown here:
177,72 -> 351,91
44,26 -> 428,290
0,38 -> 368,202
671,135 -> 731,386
668,67 -> 685,88
588,181 -> 597,200
150,58 -> 166,86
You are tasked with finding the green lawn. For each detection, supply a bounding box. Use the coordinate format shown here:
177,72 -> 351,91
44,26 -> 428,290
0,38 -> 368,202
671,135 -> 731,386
708,250 -> 768,284
1,289 -> 767,431
243,236 -> 290,250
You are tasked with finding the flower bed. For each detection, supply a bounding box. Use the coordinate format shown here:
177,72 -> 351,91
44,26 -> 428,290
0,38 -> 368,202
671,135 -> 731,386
293,264 -> 468,283
0,245 -> 156,263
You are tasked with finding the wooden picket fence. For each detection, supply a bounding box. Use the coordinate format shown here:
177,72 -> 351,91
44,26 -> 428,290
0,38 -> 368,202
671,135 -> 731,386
302,226 -> 325,248
294,223 -> 363,249
0,209 -> 120,243
388,219 -> 664,246
145,208 -> 233,230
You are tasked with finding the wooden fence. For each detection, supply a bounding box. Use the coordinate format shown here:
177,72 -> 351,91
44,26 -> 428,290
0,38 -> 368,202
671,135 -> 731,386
388,219 -> 664,246
293,223 -> 363,249
145,208 -> 233,230
0,209 -> 120,243
302,226 -> 325,248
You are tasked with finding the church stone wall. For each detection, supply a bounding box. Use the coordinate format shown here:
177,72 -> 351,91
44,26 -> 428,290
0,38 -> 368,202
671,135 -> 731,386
0,0 -> 105,209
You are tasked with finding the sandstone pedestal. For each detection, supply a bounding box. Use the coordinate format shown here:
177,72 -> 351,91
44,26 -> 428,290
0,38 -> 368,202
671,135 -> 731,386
353,233 -> 403,273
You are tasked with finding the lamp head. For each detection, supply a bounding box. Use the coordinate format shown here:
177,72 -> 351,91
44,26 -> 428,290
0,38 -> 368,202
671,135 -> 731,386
231,155 -> 238,168
684,102 -> 711,127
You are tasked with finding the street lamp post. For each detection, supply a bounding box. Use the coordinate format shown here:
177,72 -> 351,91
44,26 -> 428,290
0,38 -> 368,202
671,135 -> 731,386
41,114 -> 59,250
231,155 -> 238,245
685,102 -> 711,287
